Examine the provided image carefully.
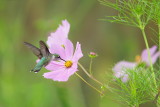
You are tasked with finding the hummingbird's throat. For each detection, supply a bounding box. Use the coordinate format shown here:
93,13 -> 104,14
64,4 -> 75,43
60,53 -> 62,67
65,61 -> 73,68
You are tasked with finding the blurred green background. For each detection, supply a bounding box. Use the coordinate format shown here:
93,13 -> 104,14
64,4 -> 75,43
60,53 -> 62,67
0,0 -> 155,107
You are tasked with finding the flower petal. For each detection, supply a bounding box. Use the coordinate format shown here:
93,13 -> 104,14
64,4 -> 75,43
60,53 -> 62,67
113,61 -> 136,82
47,20 -> 70,48
43,68 -> 68,81
151,51 -> 160,64
49,44 -> 66,60
114,70 -> 125,78
43,67 -> 76,81
121,74 -> 128,83
45,61 -> 65,71
113,61 -> 137,73
72,42 -> 83,62
65,67 -> 77,77
141,45 -> 158,65
64,39 -> 74,60
71,61 -> 78,70
36,59 -> 40,63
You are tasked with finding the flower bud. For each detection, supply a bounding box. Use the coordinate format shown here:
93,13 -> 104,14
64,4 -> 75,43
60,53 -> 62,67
89,52 -> 98,58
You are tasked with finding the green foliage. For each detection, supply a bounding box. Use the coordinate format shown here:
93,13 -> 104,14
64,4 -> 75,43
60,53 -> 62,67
99,0 -> 154,29
106,66 -> 160,106
99,1 -> 160,106
150,0 -> 160,24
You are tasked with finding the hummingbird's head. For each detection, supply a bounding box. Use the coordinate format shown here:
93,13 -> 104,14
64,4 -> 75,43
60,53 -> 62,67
52,53 -> 66,62
53,53 -> 60,58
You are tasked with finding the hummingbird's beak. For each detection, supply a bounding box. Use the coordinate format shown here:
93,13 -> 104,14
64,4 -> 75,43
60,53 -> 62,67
59,57 -> 66,62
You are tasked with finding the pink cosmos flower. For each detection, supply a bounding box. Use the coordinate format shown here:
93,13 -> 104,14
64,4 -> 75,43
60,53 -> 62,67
43,20 -> 83,81
113,45 -> 160,82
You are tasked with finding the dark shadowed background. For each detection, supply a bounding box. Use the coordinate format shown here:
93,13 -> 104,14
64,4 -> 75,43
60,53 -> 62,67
0,0 -> 155,107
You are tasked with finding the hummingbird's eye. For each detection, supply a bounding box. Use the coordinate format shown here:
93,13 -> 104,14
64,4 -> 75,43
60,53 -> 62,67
57,55 -> 60,58
53,53 -> 60,58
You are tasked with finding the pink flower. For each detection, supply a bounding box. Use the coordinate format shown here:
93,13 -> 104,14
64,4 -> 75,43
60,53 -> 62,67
113,61 -> 136,82
43,20 -> 83,81
113,45 -> 160,82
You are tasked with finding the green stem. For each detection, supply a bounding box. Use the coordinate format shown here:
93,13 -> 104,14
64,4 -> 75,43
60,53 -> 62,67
141,28 -> 157,88
78,62 -> 103,86
89,58 -> 93,75
75,72 -> 104,95
141,28 -> 153,71
158,24 -> 160,65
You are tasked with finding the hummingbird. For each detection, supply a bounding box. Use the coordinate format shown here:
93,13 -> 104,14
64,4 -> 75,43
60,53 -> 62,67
24,40 -> 61,73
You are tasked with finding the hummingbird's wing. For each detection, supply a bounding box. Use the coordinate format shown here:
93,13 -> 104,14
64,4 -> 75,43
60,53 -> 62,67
24,42 -> 43,59
39,40 -> 50,57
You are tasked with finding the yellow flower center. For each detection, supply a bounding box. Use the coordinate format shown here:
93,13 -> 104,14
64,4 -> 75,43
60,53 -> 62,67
135,55 -> 141,63
65,61 -> 73,68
